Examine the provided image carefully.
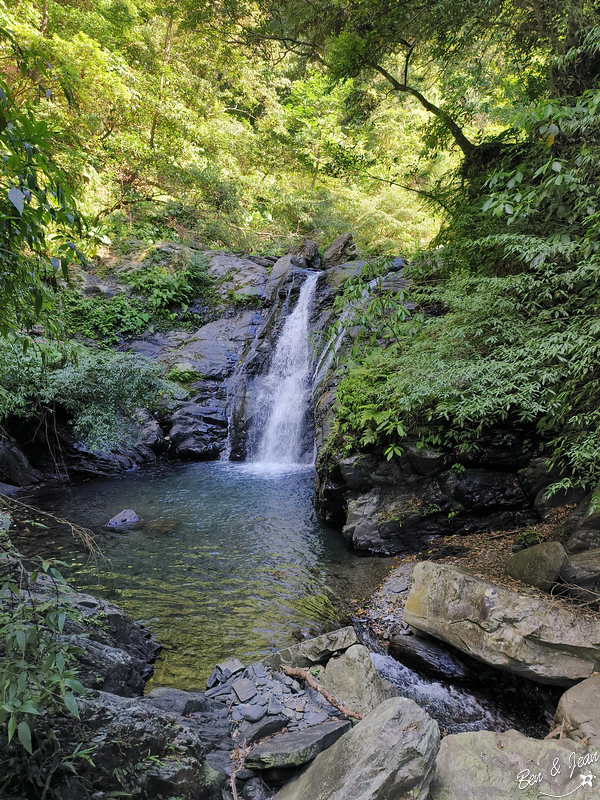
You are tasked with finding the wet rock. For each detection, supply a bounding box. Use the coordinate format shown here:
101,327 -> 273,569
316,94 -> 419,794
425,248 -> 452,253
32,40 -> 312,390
262,627 -> 358,671
246,719 -> 351,769
313,644 -> 396,717
404,442 -> 444,476
552,674 -> 600,746
388,633 -> 474,683
322,260 -> 366,288
322,233 -> 358,267
404,561 -> 600,685
506,540 -> 568,591
0,435 -> 42,485
107,508 -> 139,527
429,728 -> 598,800
274,697 -> 439,800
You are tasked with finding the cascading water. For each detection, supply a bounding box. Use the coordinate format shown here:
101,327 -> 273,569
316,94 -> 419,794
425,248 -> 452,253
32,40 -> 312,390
252,271 -> 320,464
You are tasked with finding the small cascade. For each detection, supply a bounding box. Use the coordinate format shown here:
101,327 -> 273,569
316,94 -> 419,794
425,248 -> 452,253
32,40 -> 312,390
252,272 -> 320,464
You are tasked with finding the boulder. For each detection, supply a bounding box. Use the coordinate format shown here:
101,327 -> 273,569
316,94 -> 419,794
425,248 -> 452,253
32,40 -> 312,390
246,719 -> 351,769
322,233 -> 358,267
262,627 -> 358,671
339,454 -> 378,491
107,508 -> 139,527
554,489 -> 600,553
403,561 -> 600,685
296,239 -> 321,269
560,548 -> 600,604
274,697 -> 440,800
506,540 -> 568,591
429,728 -> 599,800
342,488 -> 384,551
263,254 -> 307,302
552,674 -> 600,747
312,644 -> 396,717
0,435 -> 42,485
323,260 -> 366,288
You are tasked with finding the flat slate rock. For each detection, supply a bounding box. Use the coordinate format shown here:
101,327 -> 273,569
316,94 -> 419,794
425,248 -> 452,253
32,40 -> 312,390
246,719 -> 351,769
239,713 -> 289,745
232,678 -> 257,703
262,627 -> 358,671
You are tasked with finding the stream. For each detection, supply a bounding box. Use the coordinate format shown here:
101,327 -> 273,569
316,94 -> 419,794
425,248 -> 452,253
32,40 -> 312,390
18,461 -> 394,689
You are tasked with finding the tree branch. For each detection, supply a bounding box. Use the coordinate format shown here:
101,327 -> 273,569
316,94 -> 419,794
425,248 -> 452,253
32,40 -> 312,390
372,63 -> 475,157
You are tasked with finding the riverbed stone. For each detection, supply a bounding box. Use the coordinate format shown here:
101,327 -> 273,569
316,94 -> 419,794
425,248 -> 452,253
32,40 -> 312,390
232,678 -> 258,703
274,697 -> 439,800
403,561 -> 600,685
106,508 -> 139,527
552,674 -> 600,746
429,728 -> 599,799
246,719 -> 351,769
314,644 -> 396,717
262,626 -> 358,670
506,540 -> 568,591
388,633 -> 474,683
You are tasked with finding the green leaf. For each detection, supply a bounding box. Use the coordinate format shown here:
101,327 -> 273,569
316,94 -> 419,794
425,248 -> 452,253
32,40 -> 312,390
17,721 -> 33,753
63,691 -> 80,718
8,187 -> 24,214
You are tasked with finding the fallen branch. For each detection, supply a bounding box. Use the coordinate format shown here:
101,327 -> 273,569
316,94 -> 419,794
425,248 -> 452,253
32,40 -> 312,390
281,665 -> 364,720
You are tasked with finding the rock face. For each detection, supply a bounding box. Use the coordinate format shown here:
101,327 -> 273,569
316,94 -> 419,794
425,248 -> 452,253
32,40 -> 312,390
327,451 -> 537,554
0,434 -> 42,486
47,689 -> 230,800
429,728 -> 599,800
311,644 -> 396,717
552,674 -> 600,746
403,561 -> 600,685
274,697 -> 440,800
506,540 -> 568,591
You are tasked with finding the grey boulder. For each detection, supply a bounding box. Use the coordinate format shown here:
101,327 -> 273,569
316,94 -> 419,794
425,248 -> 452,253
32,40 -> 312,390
311,644 -> 396,717
403,561 -> 600,685
506,540 -> 568,591
262,626 -> 358,670
552,674 -> 600,746
429,728 -> 599,799
274,697 -> 439,800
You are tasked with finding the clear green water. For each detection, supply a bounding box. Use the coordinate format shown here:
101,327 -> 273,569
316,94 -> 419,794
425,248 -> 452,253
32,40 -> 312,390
22,462 -> 394,689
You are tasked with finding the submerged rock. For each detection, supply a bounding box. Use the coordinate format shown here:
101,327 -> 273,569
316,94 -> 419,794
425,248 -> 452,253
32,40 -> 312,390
429,728 -> 599,799
403,561 -> 600,685
274,697 -> 440,800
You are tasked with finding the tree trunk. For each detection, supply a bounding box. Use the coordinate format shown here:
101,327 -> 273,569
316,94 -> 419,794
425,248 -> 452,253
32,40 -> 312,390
150,14 -> 174,150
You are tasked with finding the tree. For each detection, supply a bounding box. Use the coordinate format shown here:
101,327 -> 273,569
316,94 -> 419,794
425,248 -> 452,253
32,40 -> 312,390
242,1 -> 600,158
0,29 -> 82,338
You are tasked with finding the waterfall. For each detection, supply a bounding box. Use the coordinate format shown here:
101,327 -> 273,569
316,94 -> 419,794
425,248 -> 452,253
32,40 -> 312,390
252,272 -> 319,464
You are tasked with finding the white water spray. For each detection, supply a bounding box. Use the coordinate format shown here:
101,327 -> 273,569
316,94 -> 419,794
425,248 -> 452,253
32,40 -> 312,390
254,272 -> 319,464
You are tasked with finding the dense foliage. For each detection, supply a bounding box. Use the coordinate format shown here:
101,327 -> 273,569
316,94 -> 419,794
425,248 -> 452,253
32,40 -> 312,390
333,64 -> 600,492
